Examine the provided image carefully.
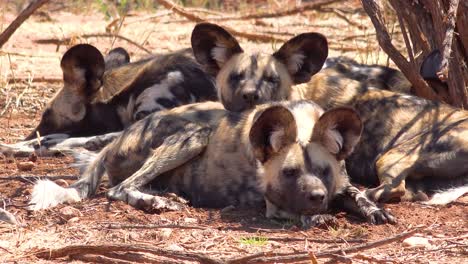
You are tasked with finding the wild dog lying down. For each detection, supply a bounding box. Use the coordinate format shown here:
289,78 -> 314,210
298,69 -> 468,204
30,100 -> 395,226
24,44 -> 216,140
193,23 -> 468,205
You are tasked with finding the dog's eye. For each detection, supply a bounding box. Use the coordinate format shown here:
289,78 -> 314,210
319,165 -> 331,177
263,75 -> 279,84
282,168 -> 300,179
229,72 -> 245,83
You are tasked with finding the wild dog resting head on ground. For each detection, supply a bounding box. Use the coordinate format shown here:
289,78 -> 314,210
29,100 -> 395,227
295,67 -> 468,205
24,44 -> 217,140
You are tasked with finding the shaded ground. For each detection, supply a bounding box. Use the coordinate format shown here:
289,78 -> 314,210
0,1 -> 467,263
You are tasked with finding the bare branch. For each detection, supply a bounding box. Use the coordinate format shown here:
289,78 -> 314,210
34,33 -> 152,54
360,0 -> 440,102
0,0 -> 51,48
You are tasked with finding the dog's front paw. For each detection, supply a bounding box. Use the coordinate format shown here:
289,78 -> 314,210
301,214 -> 338,229
366,207 -> 396,225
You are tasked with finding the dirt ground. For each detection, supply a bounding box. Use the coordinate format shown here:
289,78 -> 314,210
0,1 -> 467,263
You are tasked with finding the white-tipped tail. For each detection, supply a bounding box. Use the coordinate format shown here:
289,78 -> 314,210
29,180 -> 81,210
423,185 -> 468,205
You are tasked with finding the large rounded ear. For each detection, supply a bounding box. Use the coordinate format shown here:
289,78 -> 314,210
273,33 -> 328,84
249,106 -> 297,163
311,107 -> 362,160
104,47 -> 130,70
60,44 -> 105,97
420,49 -> 443,81
191,23 -> 243,76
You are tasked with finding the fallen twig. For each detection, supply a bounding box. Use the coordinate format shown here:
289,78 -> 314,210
155,0 -> 285,43
318,7 -> 366,29
208,0 -> 343,21
267,236 -> 366,243
7,77 -> 62,84
226,226 -> 425,263
96,223 -> 208,230
124,10 -> 173,25
35,33 -> 152,54
34,244 -> 223,264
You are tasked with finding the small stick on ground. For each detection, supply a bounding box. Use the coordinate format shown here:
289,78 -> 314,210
155,0 -> 286,43
35,33 -> 152,54
7,77 -> 62,84
97,223 -> 208,230
208,0 -> 343,21
34,244 -> 223,264
226,226 -> 425,263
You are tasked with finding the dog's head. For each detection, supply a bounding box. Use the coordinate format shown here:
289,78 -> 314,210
249,101 -> 362,216
191,23 -> 328,112
25,45 -> 130,140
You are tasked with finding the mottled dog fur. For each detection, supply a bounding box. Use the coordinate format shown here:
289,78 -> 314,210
30,100 -> 394,226
194,23 -> 467,205
297,68 -> 468,204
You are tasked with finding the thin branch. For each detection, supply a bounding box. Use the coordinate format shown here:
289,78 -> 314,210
391,1 -> 415,65
0,0 -> 51,48
96,223 -> 208,230
7,77 -> 62,84
34,33 -> 152,54
437,0 -> 459,82
34,244 -> 223,264
360,0 -> 440,102
154,0 -> 286,43
124,10 -> 173,25
208,0 -> 343,21
227,226 -> 425,263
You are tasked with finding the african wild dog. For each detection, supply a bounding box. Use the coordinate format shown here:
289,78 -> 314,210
297,68 -> 468,204
24,44 -> 217,140
190,23 -> 468,205
324,52 -> 451,104
30,100 -> 395,226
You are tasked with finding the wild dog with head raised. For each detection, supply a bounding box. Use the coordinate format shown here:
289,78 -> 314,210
193,23 -> 467,205
30,100 -> 395,226
24,44 -> 217,140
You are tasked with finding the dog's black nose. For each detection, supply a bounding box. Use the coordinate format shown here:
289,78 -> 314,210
242,91 -> 259,104
308,191 -> 325,203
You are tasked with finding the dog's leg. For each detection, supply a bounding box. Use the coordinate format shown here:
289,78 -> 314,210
107,124 -> 211,211
0,132 -> 121,157
366,146 -> 419,203
340,185 -> 396,224
47,132 -> 122,151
